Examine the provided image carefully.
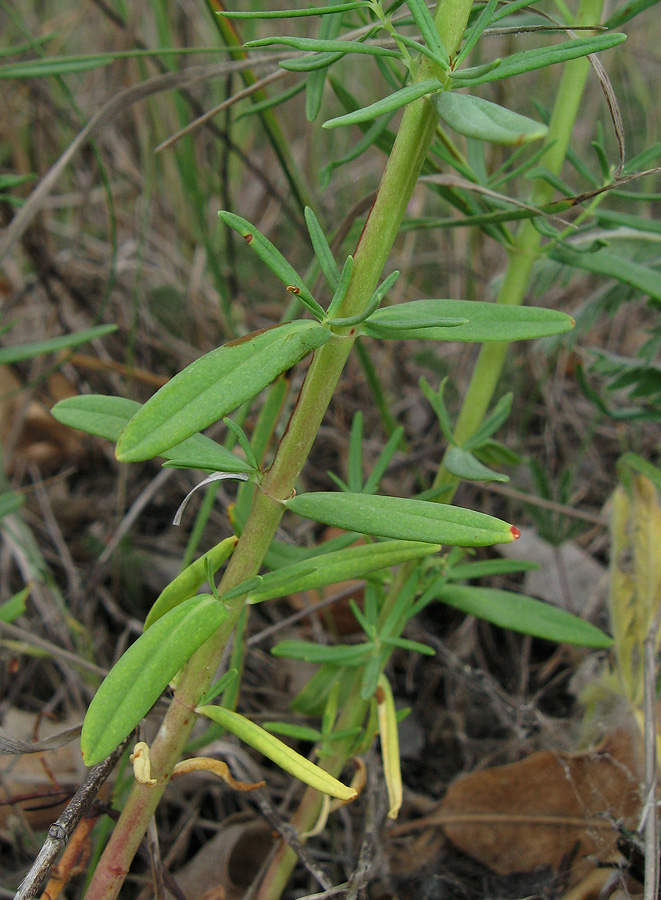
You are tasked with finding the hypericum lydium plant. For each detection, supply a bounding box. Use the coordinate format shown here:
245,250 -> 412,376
42,0 -> 661,895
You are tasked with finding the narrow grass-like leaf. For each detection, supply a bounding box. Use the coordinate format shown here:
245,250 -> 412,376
0,492 -> 25,519
325,256 -> 354,318
280,51 -> 346,73
548,244 -> 661,304
245,37 -> 401,61
263,722 -> 323,742
362,299 -> 466,333
286,492 -> 519,546
219,212 -> 325,319
247,540 -> 440,604
52,395 -> 254,474
305,207 -> 340,291
362,299 -> 574,341
223,418 -> 259,471
364,426 -> 405,494
452,33 -> 626,87
306,10 -> 342,121
116,322 -> 331,462
456,0 -> 499,66
196,705 -> 357,800
382,636 -> 435,655
464,393 -> 513,450
81,596 -> 227,765
432,92 -> 548,146
144,537 -> 238,629
444,447 -> 509,483
0,324 -> 117,364
271,641 -> 373,665
323,80 -> 443,129
320,113 -> 394,187
605,0 -> 660,28
0,586 -> 29,624
406,0 -> 449,66
448,559 -> 539,580
435,585 -> 613,647
327,270 -> 400,327
218,3 -> 368,18
348,413 -> 364,492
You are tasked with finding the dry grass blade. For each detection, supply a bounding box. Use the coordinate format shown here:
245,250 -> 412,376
0,56 -> 290,265
154,68 -> 290,154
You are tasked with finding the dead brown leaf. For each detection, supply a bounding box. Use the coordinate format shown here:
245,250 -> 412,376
390,730 -> 642,880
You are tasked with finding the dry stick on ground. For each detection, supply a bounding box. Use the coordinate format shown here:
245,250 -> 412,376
13,737 -> 130,900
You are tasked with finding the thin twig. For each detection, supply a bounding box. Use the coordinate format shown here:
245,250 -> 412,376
228,756 -> 334,892
641,603 -> 661,900
13,738 -> 130,900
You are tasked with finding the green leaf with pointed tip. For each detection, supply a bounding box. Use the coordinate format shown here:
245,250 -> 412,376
362,299 -> 574,341
444,447 -> 509,483
405,0 -> 449,65
81,595 -> 227,765
263,722 -> 323,742
548,244 -> 661,304
51,395 -> 254,474
304,207 -> 340,290
0,586 -> 29,624
272,640 -> 373,665
432,92 -> 548,146
323,79 -> 443,129
116,322 -> 331,462
435,585 -> 613,648
245,36 -> 400,61
247,540 -> 441,604
362,300 -> 467,333
605,0 -> 660,28
144,537 -> 238,629
448,558 -> 539,580
452,33 -> 626,87
0,324 -> 117,364
218,2 -> 367,17
0,492 -> 24,519
286,492 -> 519,547
219,212 -> 325,320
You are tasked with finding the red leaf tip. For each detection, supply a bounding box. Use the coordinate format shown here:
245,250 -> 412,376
510,525 -> 521,540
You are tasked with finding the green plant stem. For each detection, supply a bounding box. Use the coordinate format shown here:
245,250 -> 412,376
433,0 -> 605,494
82,30 -> 459,900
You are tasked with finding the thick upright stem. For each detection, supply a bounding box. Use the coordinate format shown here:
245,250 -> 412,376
433,0 -> 605,492
83,27 -> 455,900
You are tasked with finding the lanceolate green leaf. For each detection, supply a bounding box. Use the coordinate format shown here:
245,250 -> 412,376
218,2 -> 367,17
0,492 -> 25,519
548,244 -> 661,304
271,641 -> 373,665
81,596 -> 227,765
286,492 -> 520,546
362,299 -> 574,341
144,536 -> 238,629
218,211 -> 324,319
51,395 -> 254,474
116,322 -> 331,462
323,80 -> 443,129
444,446 -> 509,483
196,705 -> 357,800
605,0 -> 660,28
432,92 -> 548,146
247,540 -> 441,604
0,324 -> 117,364
452,33 -> 626,87
245,36 -> 401,61
435,585 -> 613,647
405,0 -> 449,66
